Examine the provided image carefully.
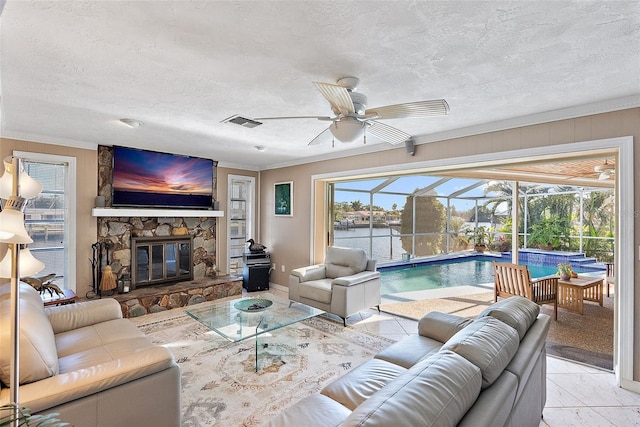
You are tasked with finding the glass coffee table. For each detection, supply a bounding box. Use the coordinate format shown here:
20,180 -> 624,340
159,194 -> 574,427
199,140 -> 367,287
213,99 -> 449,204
185,294 -> 324,371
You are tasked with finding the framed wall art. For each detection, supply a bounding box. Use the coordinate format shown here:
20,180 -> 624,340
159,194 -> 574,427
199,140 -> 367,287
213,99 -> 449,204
274,181 -> 293,216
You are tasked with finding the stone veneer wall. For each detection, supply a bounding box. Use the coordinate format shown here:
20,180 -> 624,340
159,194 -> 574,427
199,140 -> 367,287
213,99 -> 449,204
112,277 -> 243,318
96,146 -> 219,282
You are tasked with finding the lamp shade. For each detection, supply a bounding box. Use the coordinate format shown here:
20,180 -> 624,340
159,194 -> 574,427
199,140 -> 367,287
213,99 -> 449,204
0,246 -> 45,278
0,208 -> 33,244
0,156 -> 43,200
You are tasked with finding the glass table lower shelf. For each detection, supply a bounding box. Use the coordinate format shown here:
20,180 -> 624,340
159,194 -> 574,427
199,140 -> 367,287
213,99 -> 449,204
185,294 -> 324,371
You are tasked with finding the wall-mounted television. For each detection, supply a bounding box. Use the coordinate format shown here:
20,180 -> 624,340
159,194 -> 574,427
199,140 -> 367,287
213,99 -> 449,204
112,146 -> 214,209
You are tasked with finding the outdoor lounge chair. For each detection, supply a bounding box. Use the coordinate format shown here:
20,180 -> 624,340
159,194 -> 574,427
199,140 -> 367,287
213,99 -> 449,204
493,261 -> 558,320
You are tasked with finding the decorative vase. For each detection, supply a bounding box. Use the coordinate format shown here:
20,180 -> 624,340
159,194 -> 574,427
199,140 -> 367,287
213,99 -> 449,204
560,273 -> 571,281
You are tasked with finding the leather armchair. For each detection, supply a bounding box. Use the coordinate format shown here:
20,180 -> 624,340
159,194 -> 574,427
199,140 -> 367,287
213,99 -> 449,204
289,246 -> 381,326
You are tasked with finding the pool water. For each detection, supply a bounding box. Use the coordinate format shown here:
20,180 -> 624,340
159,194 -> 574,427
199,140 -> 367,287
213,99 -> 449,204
379,259 -> 587,296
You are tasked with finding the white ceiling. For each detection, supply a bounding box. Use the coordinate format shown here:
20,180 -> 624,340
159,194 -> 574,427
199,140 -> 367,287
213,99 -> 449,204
1,1 -> 639,171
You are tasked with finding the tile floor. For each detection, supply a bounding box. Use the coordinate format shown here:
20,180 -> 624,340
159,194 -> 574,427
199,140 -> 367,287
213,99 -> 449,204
266,287 -> 640,426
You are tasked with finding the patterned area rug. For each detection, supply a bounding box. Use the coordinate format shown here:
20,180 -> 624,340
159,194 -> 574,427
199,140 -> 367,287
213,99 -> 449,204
130,306 -> 395,426
381,291 -> 614,370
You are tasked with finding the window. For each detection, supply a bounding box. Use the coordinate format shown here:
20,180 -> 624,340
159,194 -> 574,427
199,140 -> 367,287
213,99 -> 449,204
16,151 -> 76,290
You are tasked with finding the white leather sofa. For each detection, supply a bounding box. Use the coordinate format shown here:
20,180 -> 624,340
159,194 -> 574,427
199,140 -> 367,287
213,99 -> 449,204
0,283 -> 181,426
265,296 -> 551,427
288,246 -> 381,326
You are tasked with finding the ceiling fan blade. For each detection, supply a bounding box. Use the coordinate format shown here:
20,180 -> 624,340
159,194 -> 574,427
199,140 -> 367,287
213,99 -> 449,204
366,99 -> 449,119
313,82 -> 355,115
366,121 -> 411,145
253,115 -> 334,121
308,127 -> 333,146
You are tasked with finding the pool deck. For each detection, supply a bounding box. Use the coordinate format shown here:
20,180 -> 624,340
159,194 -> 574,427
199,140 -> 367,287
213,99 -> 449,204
381,282 -> 495,304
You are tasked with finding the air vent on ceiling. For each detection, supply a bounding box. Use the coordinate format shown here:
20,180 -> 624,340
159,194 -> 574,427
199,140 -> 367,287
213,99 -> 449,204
221,115 -> 263,128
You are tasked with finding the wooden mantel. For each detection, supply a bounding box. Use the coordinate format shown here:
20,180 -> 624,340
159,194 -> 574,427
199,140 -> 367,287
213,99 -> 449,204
91,208 -> 224,217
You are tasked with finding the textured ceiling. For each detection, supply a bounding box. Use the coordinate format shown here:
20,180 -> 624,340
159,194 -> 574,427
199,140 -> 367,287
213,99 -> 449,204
1,1 -> 639,170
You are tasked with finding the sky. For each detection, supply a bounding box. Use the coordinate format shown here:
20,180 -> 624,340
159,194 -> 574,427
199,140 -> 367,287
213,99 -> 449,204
333,176 -> 493,212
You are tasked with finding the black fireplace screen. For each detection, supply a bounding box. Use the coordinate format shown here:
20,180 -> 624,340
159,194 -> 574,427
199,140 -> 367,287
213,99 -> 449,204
132,236 -> 193,287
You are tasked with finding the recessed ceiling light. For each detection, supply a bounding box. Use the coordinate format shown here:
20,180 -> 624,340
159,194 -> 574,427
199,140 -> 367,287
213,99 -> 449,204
119,118 -> 142,128
255,145 -> 266,152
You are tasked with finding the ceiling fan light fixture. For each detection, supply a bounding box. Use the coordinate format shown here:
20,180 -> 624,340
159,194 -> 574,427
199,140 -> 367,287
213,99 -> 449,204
599,172 -> 611,180
329,118 -> 364,143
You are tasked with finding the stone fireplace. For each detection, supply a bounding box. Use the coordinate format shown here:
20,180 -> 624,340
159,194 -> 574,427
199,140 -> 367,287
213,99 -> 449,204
96,145 -> 220,283
95,145 -> 242,318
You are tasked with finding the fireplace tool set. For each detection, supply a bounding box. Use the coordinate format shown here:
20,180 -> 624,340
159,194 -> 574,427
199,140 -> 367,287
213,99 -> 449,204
87,241 -> 114,298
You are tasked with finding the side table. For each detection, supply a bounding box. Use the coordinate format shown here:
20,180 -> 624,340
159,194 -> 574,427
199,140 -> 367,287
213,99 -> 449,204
557,276 -> 603,314
41,288 -> 78,306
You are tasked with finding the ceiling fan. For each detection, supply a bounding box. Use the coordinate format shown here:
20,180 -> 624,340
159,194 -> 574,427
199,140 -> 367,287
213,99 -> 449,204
594,160 -> 616,180
246,77 -> 449,147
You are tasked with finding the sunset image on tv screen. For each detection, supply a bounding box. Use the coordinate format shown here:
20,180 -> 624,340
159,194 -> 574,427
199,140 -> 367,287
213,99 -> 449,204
112,147 -> 213,208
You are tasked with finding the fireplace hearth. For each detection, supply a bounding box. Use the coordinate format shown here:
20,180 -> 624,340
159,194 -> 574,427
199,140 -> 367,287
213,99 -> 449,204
132,236 -> 193,287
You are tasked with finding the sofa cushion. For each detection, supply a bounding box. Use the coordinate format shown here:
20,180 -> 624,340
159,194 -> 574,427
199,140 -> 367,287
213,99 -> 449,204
374,334 -> 442,369
58,336 -> 159,373
325,247 -> 368,279
45,298 -> 123,334
418,311 -> 473,343
0,283 -> 59,386
343,350 -> 482,427
297,279 -> 333,304
477,296 -> 540,340
263,393 -> 352,427
321,358 -> 407,410
55,318 -> 147,358
441,316 -> 519,389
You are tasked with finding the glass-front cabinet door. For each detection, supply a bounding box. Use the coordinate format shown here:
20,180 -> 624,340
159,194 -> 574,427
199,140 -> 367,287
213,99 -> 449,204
229,199 -> 247,274
228,176 -> 255,275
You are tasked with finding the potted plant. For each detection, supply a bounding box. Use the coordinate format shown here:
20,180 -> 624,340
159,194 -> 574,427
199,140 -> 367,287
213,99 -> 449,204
464,226 -> 490,253
557,262 -> 573,281
489,234 -> 511,252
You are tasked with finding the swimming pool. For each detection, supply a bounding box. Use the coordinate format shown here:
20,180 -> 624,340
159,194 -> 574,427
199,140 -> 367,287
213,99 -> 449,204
379,257 -> 593,296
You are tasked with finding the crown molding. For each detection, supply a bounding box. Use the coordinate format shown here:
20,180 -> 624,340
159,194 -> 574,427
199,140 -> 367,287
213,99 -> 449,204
1,130 -> 99,151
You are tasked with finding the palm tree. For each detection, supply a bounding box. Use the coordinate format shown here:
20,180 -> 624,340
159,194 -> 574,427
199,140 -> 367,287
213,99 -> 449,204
581,190 -> 615,260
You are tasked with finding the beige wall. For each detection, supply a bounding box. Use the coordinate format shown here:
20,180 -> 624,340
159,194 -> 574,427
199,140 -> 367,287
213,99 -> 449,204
0,138 -> 97,297
258,108 -> 640,380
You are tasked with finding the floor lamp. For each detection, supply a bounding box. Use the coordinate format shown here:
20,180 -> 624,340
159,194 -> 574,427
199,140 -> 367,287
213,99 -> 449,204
0,156 -> 43,424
